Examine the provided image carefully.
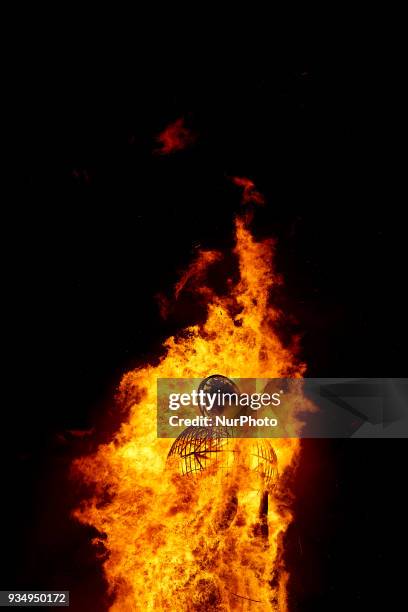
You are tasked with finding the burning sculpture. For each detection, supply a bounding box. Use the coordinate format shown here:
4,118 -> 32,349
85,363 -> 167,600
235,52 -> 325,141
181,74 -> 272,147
168,374 -> 279,539
74,211 -> 307,611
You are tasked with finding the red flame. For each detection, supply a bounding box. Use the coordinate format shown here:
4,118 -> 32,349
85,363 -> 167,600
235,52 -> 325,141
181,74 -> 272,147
155,118 -> 196,155
232,176 -> 265,205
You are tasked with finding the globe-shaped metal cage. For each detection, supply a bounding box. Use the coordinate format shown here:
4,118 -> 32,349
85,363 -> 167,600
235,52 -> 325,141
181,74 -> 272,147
197,374 -> 241,416
167,425 -> 278,488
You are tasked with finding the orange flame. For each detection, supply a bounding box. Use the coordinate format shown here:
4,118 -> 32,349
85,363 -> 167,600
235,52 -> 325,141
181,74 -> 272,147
231,176 -> 265,205
74,213 -> 307,611
155,118 -> 196,155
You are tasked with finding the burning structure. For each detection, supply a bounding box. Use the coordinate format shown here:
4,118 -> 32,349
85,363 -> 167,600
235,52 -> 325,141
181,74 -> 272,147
74,207 -> 307,610
168,374 -> 279,540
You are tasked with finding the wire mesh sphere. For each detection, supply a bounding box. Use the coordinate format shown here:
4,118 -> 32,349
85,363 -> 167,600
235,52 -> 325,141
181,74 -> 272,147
167,426 -> 278,488
246,440 -> 279,488
197,374 -> 240,416
167,425 -> 235,477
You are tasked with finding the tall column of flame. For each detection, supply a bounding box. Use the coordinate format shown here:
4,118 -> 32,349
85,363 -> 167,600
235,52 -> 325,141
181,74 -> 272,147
74,213 -> 306,611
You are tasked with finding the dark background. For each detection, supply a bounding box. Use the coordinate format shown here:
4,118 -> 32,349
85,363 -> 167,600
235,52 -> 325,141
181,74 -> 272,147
4,40 -> 406,610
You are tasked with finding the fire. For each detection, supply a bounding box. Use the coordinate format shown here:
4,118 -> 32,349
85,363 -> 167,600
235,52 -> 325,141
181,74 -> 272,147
74,211 -> 306,610
231,176 -> 265,205
155,118 -> 196,155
